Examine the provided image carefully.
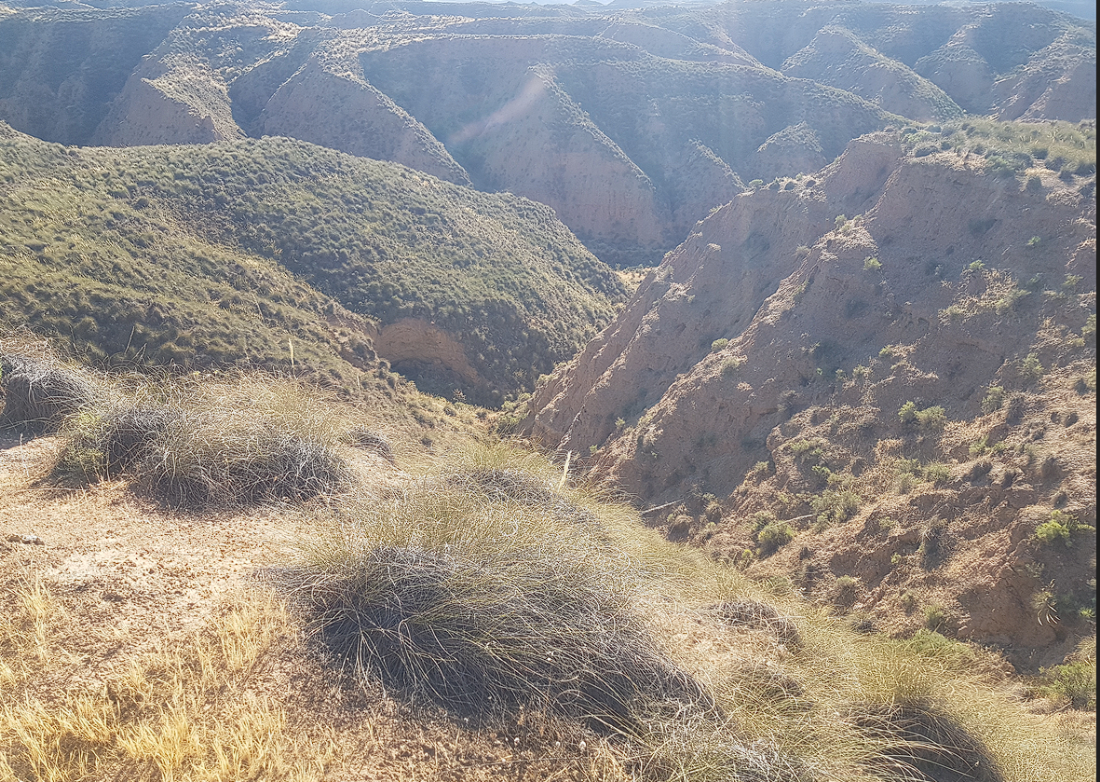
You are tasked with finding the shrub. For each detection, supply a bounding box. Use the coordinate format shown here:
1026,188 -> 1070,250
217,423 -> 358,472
748,460 -> 772,480
710,338 -> 729,353
924,463 -> 950,484
915,406 -> 946,433
1034,510 -> 1094,548
720,357 -> 742,376
899,402 -> 946,433
788,439 -> 824,464
863,256 -> 882,272
757,521 -> 795,555
901,629 -> 975,664
923,604 -> 954,633
1038,661 -> 1096,710
981,386 -> 1005,414
812,489 -> 860,524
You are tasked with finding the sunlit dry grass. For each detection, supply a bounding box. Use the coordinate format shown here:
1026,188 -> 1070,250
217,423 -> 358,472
0,585 -> 329,782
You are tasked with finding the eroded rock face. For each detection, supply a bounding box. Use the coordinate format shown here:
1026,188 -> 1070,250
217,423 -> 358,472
257,58 -> 470,186
523,132 -> 1096,664
93,57 -> 243,146
375,318 -> 488,403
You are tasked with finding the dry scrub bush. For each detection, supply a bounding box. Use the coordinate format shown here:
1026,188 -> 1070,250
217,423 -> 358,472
0,354 -> 98,434
273,460 -> 707,731
51,374 -> 351,509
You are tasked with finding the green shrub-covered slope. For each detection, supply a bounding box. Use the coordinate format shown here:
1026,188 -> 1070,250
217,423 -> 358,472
0,123 -> 622,404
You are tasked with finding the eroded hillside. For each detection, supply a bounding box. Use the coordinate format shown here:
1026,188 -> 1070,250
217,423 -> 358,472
0,0 -> 1093,264
522,121 -> 1097,667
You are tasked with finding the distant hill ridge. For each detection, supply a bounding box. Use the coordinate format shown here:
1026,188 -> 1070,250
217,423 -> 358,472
0,0 -> 1093,264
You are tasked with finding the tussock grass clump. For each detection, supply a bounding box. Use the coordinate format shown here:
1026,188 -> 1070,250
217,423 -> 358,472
0,354 -> 98,434
52,376 -> 351,509
621,711 -> 816,782
274,458 -> 707,730
852,700 -> 1003,782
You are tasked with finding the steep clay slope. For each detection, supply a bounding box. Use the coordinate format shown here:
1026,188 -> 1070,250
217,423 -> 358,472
0,3 -> 191,143
254,57 -> 470,185
522,127 -> 1097,666
657,0 -> 1095,122
781,24 -> 962,122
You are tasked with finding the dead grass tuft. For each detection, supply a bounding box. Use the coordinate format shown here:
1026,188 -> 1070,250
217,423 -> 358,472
0,584 -> 326,782
0,354 -> 99,434
51,375 -> 351,509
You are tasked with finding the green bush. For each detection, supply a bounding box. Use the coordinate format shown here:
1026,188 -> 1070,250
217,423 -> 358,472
924,463 -> 951,484
923,604 -> 954,633
899,402 -> 946,433
812,489 -> 860,524
1038,660 -> 1096,710
757,520 -> 795,555
1034,510 -> 1094,548
1019,353 -> 1044,382
981,386 -> 1005,414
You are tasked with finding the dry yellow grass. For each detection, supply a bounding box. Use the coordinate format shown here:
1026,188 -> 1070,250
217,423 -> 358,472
0,584 -> 328,782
